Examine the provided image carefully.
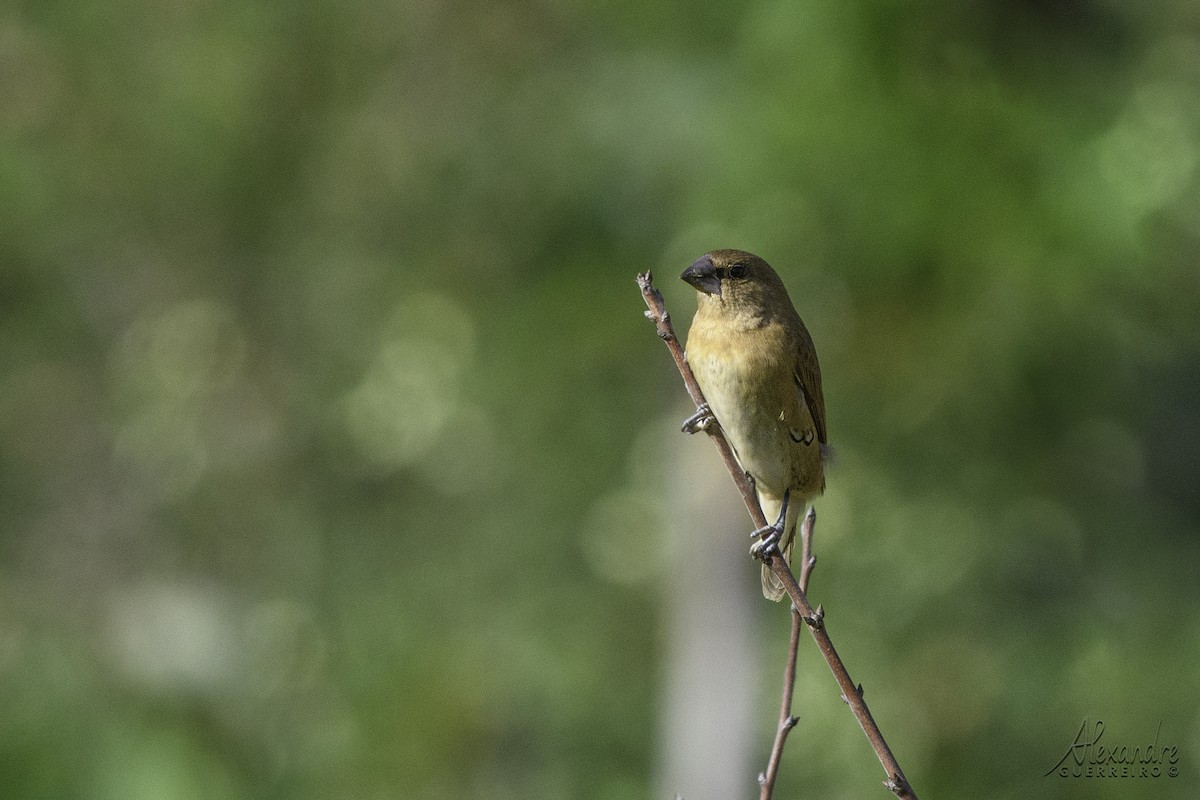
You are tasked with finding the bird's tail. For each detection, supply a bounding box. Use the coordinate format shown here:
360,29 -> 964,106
760,538 -> 794,601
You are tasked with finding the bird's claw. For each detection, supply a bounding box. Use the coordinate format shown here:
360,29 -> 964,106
749,488 -> 791,561
750,523 -> 783,561
681,403 -> 716,434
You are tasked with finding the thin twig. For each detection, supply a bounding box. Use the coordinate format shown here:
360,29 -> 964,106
638,271 -> 918,800
758,507 -> 815,800
798,505 -> 817,593
759,606 -> 802,798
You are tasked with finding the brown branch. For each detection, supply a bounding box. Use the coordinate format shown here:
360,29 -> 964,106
758,507 -> 815,800
759,608 -> 802,798
638,271 -> 918,800
798,505 -> 817,593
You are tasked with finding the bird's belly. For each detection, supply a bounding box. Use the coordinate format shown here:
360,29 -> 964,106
691,353 -> 821,500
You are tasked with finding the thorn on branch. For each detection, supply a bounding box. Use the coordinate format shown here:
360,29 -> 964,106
783,715 -> 799,730
756,772 -> 767,787
857,683 -> 865,697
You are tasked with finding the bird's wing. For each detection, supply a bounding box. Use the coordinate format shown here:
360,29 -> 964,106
793,331 -> 827,445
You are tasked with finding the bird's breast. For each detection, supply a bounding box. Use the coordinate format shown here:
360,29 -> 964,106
686,322 -> 822,500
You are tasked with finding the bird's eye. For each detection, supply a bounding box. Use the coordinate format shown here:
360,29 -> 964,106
728,263 -> 748,279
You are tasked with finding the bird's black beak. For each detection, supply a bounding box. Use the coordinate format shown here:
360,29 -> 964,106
681,255 -> 721,296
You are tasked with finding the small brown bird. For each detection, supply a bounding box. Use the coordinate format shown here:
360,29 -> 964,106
681,250 -> 828,600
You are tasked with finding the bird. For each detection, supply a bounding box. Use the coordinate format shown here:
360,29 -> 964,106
680,249 -> 828,601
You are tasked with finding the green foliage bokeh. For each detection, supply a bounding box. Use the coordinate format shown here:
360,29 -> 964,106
1,1 -> 1198,798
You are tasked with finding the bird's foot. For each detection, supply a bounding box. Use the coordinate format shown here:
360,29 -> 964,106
750,524 -> 782,561
681,403 -> 716,434
749,489 -> 791,561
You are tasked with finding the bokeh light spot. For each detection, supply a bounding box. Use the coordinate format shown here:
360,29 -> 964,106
344,292 -> 476,469
111,299 -> 244,500
106,582 -> 235,694
1096,82 -> 1198,217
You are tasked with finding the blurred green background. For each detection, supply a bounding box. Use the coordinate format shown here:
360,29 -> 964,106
2,1 -> 1199,798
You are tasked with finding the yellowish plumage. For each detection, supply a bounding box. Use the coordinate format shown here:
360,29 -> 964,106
682,250 -> 827,600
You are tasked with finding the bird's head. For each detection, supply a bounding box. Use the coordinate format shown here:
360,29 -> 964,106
680,249 -> 789,318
